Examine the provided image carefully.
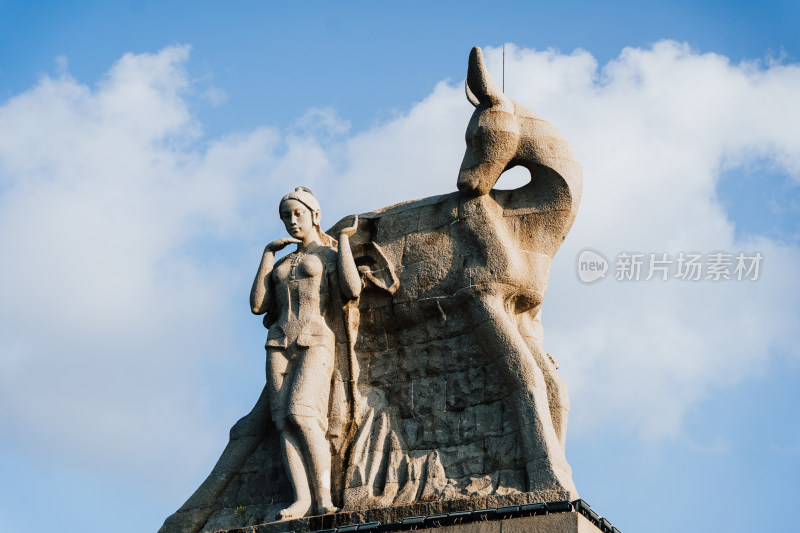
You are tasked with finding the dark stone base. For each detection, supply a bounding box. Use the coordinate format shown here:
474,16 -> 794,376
411,512 -> 599,533
219,498 -> 615,533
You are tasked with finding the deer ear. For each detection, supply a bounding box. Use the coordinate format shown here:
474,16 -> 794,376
466,46 -> 508,108
465,79 -> 481,107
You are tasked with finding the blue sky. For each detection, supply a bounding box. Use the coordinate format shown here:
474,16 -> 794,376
1,2 -> 798,533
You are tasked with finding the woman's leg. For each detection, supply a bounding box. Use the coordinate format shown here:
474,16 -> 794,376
276,430 -> 312,519
267,349 -> 313,519
288,345 -> 337,514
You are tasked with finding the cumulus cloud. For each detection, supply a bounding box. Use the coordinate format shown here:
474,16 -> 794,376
481,41 -> 800,438
0,45 -> 286,494
1,40 -> 799,502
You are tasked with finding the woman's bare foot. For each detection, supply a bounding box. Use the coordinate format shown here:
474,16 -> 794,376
317,502 -> 339,515
276,499 -> 311,521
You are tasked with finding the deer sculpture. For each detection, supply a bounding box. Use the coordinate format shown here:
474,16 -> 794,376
453,45 -> 582,495
331,44 -> 582,500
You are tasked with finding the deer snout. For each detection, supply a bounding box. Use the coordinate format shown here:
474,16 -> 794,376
458,162 -> 500,197
456,170 -> 480,196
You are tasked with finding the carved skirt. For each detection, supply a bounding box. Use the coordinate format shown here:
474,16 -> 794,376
266,336 -> 335,433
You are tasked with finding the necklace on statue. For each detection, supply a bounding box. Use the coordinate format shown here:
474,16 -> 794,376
289,251 -> 303,280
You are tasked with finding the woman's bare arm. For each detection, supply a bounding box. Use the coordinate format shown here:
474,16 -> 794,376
338,216 -> 362,301
250,238 -> 300,314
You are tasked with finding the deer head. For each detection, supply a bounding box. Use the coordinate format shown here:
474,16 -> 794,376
457,47 -> 520,197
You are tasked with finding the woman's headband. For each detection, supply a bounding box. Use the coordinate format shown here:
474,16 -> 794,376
279,186 -> 320,215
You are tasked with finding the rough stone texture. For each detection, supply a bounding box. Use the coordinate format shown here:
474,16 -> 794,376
159,46 -> 582,533
216,498 -> 593,533
401,513 -> 600,533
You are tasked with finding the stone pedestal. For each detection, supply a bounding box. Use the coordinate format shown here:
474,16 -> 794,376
222,513 -> 602,533
411,512 -> 600,533
216,500 -> 617,533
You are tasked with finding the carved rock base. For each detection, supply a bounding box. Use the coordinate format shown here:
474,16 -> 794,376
402,512 -> 602,533
201,494 -> 595,533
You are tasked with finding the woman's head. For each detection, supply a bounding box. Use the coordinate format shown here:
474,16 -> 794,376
279,187 -> 326,243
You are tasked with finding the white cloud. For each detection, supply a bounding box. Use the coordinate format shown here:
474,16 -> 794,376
480,41 -> 800,438
1,40 -> 798,503
292,107 -> 352,137
0,46 -> 285,494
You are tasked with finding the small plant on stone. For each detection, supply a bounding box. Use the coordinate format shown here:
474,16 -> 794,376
234,506 -> 246,519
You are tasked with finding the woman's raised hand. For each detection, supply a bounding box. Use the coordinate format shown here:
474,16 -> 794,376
339,215 -> 359,238
266,237 -> 302,253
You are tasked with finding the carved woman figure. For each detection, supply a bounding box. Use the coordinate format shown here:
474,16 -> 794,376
250,187 -> 361,520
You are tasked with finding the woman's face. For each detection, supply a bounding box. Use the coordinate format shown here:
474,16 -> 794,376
280,199 -> 315,240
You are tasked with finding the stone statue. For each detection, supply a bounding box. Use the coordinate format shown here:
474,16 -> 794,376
159,46 -> 582,533
457,46 -> 578,495
249,187 -> 360,520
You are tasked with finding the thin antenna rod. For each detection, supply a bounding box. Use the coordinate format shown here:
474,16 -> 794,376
502,43 -> 505,92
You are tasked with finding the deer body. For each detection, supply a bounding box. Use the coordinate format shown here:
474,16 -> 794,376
328,48 -> 582,498
455,48 -> 580,495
